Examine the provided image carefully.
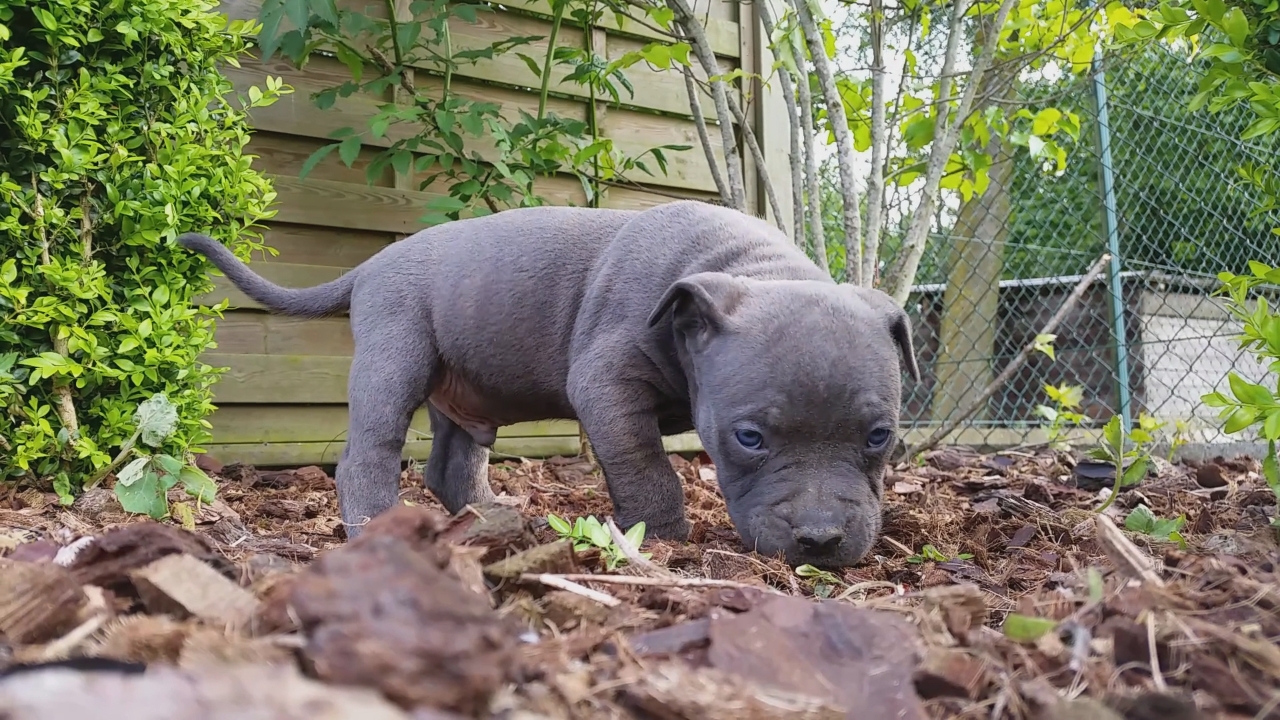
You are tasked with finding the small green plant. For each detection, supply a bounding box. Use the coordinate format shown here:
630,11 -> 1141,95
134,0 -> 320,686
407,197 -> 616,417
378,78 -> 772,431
1123,505 -> 1188,548
87,394 -> 217,522
906,544 -> 973,564
546,513 -> 650,571
795,563 -> 842,597
1166,418 -> 1191,462
1034,382 -> 1088,450
1202,260 -> 1280,527
1090,412 -> 1165,514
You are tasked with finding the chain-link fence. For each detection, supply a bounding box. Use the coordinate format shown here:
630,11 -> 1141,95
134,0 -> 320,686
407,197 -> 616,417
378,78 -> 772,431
885,43 -> 1280,456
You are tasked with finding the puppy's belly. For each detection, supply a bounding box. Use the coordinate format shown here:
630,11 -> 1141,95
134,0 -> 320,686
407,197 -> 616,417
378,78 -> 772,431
428,365 -> 565,446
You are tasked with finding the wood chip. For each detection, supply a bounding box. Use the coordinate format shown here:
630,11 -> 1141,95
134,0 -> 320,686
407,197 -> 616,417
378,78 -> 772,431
128,554 -> 259,628
0,559 -> 87,645
1094,514 -> 1165,587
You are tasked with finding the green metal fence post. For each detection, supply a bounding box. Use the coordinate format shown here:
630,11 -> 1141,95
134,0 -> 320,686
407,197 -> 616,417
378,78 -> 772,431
1092,56 -> 1134,432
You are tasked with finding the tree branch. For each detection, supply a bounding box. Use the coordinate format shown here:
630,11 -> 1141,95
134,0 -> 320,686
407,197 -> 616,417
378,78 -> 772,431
904,253 -> 1111,459
790,0 -> 863,284
880,0 -> 1018,306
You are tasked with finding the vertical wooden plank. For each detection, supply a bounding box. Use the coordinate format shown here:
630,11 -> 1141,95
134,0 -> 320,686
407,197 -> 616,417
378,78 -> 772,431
392,0 -> 417,239
754,0 -> 795,238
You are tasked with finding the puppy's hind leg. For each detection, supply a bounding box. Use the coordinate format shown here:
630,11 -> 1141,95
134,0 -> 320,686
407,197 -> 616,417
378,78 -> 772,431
336,347 -> 431,540
424,403 -> 496,513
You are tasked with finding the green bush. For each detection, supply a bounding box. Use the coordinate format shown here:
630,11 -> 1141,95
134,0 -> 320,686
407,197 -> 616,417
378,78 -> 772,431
0,0 -> 290,504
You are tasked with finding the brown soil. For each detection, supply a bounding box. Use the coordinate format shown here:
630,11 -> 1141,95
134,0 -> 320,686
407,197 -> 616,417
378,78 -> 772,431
1,447 -> 1278,720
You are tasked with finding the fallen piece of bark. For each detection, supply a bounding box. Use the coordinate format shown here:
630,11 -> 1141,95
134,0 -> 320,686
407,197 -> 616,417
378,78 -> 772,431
66,522 -> 234,595
625,617 -> 711,657
0,661 -> 411,720
288,531 -> 520,713
0,559 -> 87,644
483,539 -> 577,582
540,589 -> 616,629
129,554 -> 259,629
913,649 -> 988,700
706,595 -> 926,720
440,502 -> 536,563
618,661 -> 845,720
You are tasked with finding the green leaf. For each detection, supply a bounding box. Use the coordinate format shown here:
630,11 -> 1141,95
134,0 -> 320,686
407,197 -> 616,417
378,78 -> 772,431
180,466 -> 218,504
1121,457 -> 1148,488
1262,442 -> 1280,492
1031,108 -> 1063,136
547,513 -> 572,535
115,470 -> 168,519
300,143 -> 338,180
1264,410 -> 1280,441
623,521 -> 647,549
153,453 -> 184,478
1123,505 -> 1156,534
338,136 -> 362,167
335,43 -> 364,83
1229,372 -> 1274,408
134,394 -> 179,447
1223,6 -> 1250,46
588,518 -> 611,547
1225,406 -> 1259,433
1003,614 -> 1057,642
116,456 -> 151,487
1101,415 -> 1124,452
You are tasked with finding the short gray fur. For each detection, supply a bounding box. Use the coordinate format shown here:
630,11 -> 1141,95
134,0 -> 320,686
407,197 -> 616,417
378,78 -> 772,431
179,200 -> 919,568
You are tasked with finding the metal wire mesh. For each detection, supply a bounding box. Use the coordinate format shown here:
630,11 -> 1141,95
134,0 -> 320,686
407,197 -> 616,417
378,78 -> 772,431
834,35 -> 1280,453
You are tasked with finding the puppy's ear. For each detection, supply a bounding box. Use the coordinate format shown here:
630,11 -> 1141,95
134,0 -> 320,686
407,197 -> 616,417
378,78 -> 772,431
647,272 -> 745,345
845,285 -> 921,383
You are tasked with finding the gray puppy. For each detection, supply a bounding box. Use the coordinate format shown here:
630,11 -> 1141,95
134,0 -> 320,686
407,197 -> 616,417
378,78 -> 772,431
179,200 -> 918,568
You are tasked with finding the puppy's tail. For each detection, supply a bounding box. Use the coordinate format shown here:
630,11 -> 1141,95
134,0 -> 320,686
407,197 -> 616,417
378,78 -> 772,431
177,233 -> 355,317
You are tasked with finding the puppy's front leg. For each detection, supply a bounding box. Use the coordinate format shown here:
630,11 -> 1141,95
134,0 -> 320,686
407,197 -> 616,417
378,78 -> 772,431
568,375 -> 690,541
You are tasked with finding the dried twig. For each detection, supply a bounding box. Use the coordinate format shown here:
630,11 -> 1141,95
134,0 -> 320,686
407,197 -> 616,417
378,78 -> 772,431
528,574 -> 623,607
606,517 -> 673,579
1095,512 -> 1165,588
522,573 -> 785,594
905,253 -> 1112,458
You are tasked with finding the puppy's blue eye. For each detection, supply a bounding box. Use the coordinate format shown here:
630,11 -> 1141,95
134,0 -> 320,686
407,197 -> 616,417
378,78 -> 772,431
734,429 -> 764,450
867,428 -> 892,448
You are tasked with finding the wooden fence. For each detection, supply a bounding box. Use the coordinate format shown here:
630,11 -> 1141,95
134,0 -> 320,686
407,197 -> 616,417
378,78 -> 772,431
200,0 -> 794,466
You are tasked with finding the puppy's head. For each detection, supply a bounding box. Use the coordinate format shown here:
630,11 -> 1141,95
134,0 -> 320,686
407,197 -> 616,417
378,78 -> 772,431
648,273 -> 919,569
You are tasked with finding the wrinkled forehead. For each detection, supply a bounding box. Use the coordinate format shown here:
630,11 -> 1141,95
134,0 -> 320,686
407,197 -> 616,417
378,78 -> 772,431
708,293 -> 903,418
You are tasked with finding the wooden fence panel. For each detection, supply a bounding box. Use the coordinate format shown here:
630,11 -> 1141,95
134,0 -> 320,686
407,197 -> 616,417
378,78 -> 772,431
204,0 -> 792,466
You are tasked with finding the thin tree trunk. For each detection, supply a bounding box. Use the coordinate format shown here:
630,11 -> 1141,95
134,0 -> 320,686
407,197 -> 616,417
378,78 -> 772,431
792,28 -> 827,272
682,62 -> 729,204
862,0 -> 887,286
790,0 -> 862,285
757,0 -> 805,244
667,0 -> 746,210
880,0 -> 1018,306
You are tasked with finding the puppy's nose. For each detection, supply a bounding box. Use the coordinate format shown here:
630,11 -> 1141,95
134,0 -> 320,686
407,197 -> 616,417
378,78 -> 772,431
793,526 -> 844,555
